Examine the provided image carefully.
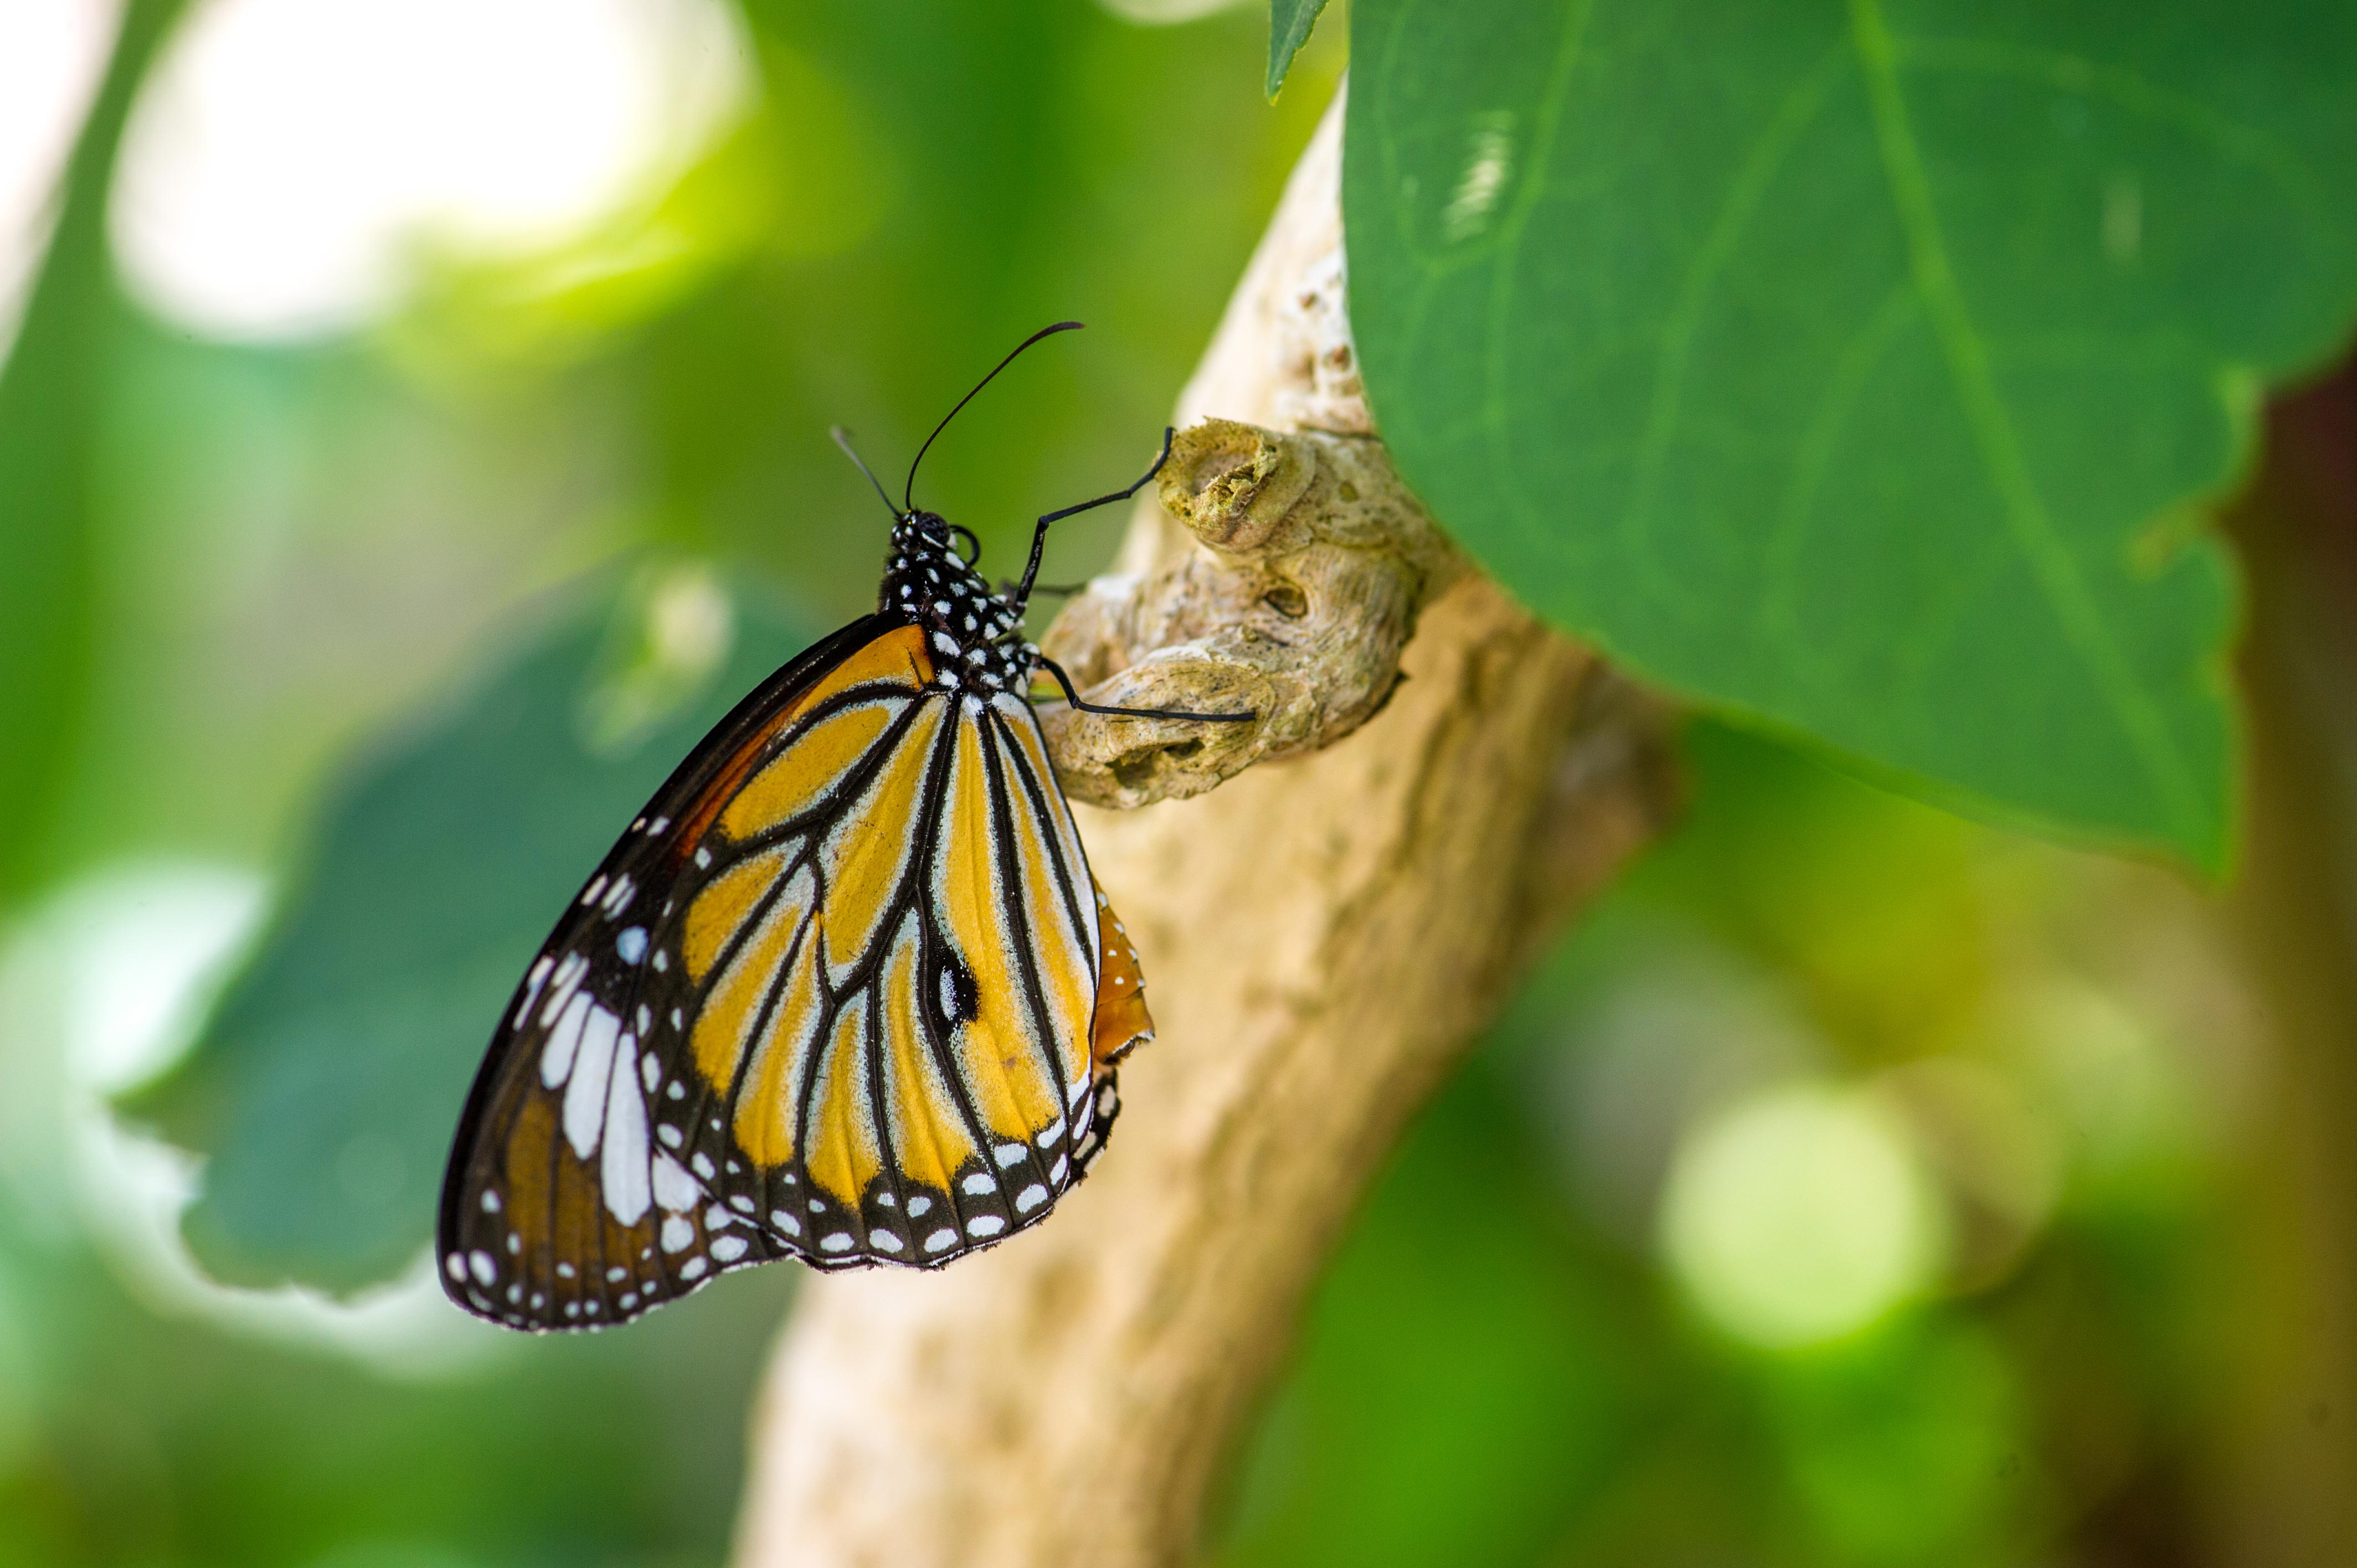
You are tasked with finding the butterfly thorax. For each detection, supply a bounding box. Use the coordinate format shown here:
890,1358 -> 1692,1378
879,511 -> 1036,700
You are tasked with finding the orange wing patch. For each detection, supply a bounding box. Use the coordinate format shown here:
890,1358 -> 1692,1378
1090,890 -> 1152,1065
935,715 -> 1066,1147
878,913 -> 977,1194
814,700 -> 947,973
785,623 -> 933,716
675,625 -> 936,856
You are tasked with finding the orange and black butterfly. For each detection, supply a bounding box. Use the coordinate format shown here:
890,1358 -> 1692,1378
438,324 -> 1244,1330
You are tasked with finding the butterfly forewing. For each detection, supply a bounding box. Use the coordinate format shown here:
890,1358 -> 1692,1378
439,612 -> 1148,1329
439,616 -> 896,1328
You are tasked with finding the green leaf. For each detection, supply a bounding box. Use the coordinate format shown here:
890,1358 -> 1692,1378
0,0 -> 187,902
1268,0 -> 1332,99
126,571 -> 819,1290
1346,0 -> 2357,869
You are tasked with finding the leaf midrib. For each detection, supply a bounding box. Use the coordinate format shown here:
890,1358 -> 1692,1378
1845,0 -> 2201,843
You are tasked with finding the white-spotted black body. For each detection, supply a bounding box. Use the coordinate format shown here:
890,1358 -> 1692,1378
879,510 -> 1039,699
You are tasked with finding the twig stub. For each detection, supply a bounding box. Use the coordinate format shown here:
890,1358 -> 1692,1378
1041,419 -> 1462,809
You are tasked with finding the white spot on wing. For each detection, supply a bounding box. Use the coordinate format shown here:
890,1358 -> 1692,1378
966,1215 -> 1005,1238
601,1045 -> 652,1225
513,955 -> 555,1027
710,1234 -> 749,1262
601,875 -> 636,917
541,990 -> 591,1088
561,1004 -> 622,1158
538,953 -> 590,1026
923,1227 -> 957,1253
660,1215 -> 694,1253
1016,1183 -> 1048,1212
651,1153 -> 698,1211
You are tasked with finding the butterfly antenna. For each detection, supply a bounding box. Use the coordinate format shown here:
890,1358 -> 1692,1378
830,426 -> 901,519
903,321 -> 1084,512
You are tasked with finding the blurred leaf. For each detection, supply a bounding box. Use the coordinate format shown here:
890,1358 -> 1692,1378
1267,0 -> 1331,98
1347,0 -> 2357,869
0,0 -> 185,904
125,569 -> 820,1291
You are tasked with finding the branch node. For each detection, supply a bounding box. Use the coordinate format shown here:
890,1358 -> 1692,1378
1041,420 -> 1462,809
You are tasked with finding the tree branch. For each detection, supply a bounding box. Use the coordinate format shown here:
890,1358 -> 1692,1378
730,90 -> 1677,1568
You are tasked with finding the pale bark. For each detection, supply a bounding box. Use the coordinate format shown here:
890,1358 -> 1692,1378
732,92 -> 1676,1568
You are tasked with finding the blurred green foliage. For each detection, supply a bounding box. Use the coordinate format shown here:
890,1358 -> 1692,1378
1348,0 -> 2357,868
1219,723 -> 2253,1568
0,2 -> 1341,1562
0,0 -> 184,901
1265,0 -> 1331,97
0,1 -> 2341,1565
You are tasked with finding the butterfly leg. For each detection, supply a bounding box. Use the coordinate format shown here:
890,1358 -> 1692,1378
1010,427 -> 1175,612
1033,654 -> 1255,724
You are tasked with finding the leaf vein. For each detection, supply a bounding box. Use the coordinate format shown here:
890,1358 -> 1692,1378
1848,0 -> 2201,841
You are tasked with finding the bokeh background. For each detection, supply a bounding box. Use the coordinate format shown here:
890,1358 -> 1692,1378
4,2 -> 2356,1565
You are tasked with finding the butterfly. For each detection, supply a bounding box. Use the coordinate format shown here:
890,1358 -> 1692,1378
436,323 -> 1249,1331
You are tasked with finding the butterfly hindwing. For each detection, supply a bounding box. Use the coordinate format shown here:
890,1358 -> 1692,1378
669,664 -> 1120,1268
